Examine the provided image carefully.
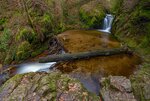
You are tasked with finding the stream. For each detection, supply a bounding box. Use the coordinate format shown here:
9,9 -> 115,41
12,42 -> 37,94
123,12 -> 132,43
0,14 -> 141,95
15,14 -> 114,74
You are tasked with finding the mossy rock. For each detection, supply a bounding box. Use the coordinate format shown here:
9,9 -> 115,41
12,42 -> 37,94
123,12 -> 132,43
0,72 -> 100,101
16,41 -> 32,61
79,1 -> 105,29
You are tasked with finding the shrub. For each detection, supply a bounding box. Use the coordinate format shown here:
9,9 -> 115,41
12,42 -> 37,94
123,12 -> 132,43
41,14 -> 53,36
0,18 -> 7,25
53,21 -> 66,34
79,2 -> 105,29
15,28 -> 37,44
16,41 -> 32,60
0,29 -> 11,51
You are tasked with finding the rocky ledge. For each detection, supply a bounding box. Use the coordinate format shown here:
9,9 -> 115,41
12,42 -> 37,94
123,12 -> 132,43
0,71 -> 100,101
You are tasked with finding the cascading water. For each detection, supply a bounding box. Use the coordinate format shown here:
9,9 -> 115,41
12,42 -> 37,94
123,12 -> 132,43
99,14 -> 114,33
16,15 -> 114,74
17,62 -> 56,74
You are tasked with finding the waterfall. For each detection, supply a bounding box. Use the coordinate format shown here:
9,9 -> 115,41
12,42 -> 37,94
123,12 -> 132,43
99,14 -> 114,33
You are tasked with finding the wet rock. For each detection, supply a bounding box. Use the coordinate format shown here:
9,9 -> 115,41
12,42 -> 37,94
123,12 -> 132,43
100,76 -> 136,101
0,71 -> 100,101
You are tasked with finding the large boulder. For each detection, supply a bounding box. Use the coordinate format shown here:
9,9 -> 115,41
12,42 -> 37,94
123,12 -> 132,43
100,76 -> 136,101
0,71 -> 100,101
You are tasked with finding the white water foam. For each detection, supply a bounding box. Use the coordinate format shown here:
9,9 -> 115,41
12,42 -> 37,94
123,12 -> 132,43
17,62 -> 56,74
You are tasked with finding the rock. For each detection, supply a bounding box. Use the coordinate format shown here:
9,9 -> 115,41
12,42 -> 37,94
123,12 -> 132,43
110,76 -> 132,92
0,72 -> 100,101
100,76 -> 136,101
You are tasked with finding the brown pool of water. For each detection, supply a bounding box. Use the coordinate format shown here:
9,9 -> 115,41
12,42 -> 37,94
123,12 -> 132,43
56,30 -> 141,95
56,30 -> 141,77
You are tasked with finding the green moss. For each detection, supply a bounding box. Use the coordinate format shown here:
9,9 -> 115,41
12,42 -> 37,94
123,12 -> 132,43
4,46 -> 17,64
49,80 -> 56,91
0,74 -> 24,92
0,29 -> 11,51
110,0 -> 123,13
16,41 -> 32,61
31,43 -> 48,57
41,14 -> 53,36
0,18 -> 7,25
53,20 -> 66,34
79,2 -> 105,29
15,28 -> 37,44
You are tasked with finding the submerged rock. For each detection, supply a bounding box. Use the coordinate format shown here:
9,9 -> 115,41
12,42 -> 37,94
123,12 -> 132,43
100,76 -> 136,101
0,71 -> 100,101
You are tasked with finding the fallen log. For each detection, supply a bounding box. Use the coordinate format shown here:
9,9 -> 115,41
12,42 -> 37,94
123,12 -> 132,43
39,48 -> 132,63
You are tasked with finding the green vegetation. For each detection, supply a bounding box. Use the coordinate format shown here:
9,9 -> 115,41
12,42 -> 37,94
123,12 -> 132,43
41,14 -> 53,35
15,28 -> 37,44
110,0 -> 123,13
112,1 -> 150,100
16,41 -> 32,61
0,29 -> 11,51
0,18 -> 7,25
79,2 -> 105,28
112,0 -> 150,55
53,21 -> 66,34
31,42 -> 48,57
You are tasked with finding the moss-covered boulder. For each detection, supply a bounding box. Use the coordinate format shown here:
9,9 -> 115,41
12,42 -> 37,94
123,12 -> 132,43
79,1 -> 105,28
0,72 -> 100,101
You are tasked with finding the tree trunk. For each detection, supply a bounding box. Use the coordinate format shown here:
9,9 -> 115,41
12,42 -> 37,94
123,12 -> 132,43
39,48 -> 132,63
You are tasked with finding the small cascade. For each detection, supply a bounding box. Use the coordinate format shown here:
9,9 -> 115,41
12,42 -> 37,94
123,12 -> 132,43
99,14 -> 114,33
17,62 -> 56,74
